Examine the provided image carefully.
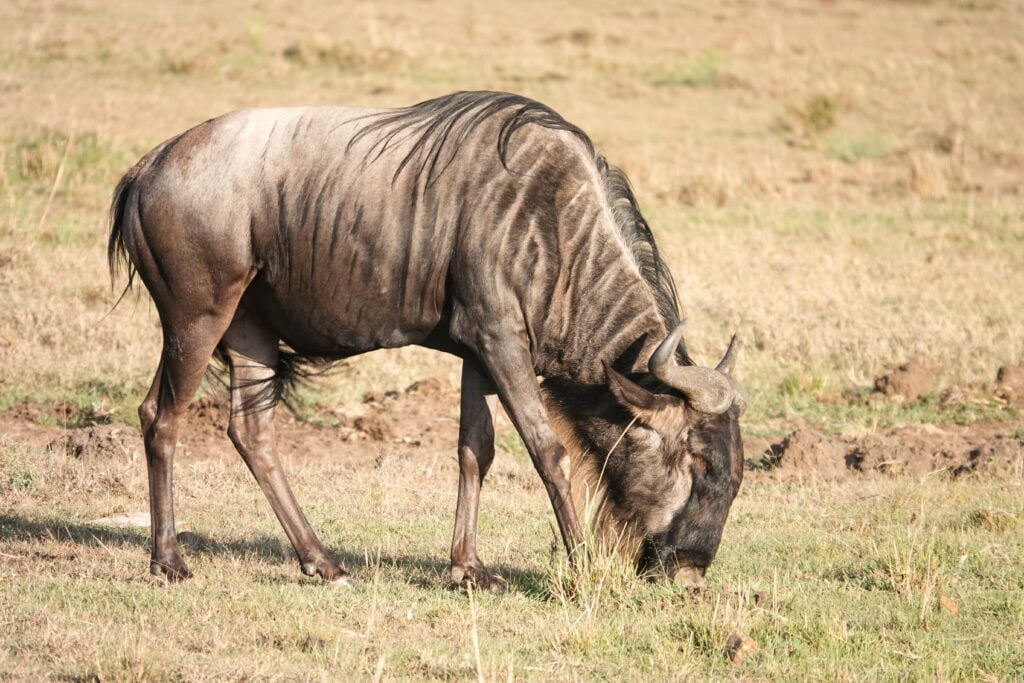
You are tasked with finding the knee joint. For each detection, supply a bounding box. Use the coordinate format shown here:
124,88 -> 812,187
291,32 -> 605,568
532,442 -> 569,482
227,419 -> 271,459
138,398 -> 158,432
144,411 -> 180,461
227,421 -> 249,453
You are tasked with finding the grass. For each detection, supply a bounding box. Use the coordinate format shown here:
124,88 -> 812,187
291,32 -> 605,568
0,0 -> 1023,677
825,132 -> 890,164
652,51 -> 735,89
0,1 -> 1021,425
1,441 -> 1022,679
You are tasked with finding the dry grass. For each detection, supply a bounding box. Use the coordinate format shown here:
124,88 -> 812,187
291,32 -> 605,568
0,0 -> 1023,678
1,0 -> 1021,425
2,440 -> 1023,679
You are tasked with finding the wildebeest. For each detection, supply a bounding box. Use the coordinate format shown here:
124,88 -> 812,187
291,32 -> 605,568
108,91 -> 746,590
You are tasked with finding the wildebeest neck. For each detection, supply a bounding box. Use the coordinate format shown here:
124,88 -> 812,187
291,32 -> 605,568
523,163 -> 678,385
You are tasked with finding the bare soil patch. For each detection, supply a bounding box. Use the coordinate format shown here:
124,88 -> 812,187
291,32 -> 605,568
873,361 -> 935,403
3,375 -> 1019,480
1,377 -> 468,468
753,422 -> 1023,479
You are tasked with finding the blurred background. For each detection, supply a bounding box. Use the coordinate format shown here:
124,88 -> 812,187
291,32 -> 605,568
1,0 -> 1021,433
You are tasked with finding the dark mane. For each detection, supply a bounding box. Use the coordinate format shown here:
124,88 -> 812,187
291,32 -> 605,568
596,158 -> 680,329
349,90 -> 680,327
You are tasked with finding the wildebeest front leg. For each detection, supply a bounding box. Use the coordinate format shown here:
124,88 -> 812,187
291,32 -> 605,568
221,312 -> 351,586
449,362 -> 505,591
478,339 -> 585,560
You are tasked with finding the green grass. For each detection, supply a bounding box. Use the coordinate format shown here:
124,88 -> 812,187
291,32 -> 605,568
1,441 -> 1022,679
497,428 -> 528,458
749,383 -> 1021,433
652,50 -> 733,88
825,132 -> 890,163
1,128 -> 137,203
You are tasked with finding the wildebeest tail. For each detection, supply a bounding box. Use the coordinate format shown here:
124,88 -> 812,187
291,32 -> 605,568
107,164 -> 143,303
207,348 -> 337,415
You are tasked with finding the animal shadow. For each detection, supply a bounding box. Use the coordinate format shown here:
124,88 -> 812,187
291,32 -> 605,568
0,513 -> 546,594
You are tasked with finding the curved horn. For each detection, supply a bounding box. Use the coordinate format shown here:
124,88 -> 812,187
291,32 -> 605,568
648,323 -> 736,415
648,322 -> 688,379
715,333 -> 740,375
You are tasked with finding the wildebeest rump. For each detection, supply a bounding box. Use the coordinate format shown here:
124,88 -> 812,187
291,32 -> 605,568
108,91 -> 747,589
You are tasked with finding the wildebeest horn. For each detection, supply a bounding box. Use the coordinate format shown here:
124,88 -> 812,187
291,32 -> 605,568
649,323 -> 740,415
715,334 -> 740,375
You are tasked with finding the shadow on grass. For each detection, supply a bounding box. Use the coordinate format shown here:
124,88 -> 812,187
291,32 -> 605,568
0,513 -> 547,594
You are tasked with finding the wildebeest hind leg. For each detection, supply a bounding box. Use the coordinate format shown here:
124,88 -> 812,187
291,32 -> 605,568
220,311 -> 351,587
449,361 -> 505,592
140,308 -> 240,582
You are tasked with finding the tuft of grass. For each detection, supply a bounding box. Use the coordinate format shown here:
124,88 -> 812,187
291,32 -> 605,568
782,93 -> 841,138
825,132 -> 890,163
2,452 -> 36,493
282,35 -> 403,71
962,508 -> 1018,531
957,0 -> 1001,9
3,129 -> 129,193
545,525 -> 644,615
158,51 -> 211,76
653,50 -> 735,88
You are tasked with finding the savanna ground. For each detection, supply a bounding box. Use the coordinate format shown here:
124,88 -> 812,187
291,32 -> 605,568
1,0 -> 1023,679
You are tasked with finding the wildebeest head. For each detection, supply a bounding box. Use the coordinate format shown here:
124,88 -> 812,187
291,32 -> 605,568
545,323 -> 746,587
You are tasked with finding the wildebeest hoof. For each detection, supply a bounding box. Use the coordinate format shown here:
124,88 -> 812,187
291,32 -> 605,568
150,559 -> 192,583
451,565 -> 507,593
328,576 -> 356,589
301,557 -> 347,583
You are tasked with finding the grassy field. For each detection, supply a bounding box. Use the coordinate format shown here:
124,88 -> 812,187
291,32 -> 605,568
3,446 -> 1023,679
1,0 -> 1023,679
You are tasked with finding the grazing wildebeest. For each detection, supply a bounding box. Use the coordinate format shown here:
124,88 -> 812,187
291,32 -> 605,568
108,91 -> 746,590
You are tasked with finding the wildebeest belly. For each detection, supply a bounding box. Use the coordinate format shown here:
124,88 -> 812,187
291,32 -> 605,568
244,215 -> 453,358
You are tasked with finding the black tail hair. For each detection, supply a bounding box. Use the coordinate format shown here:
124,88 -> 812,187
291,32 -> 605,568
206,348 -> 339,416
107,167 -> 141,305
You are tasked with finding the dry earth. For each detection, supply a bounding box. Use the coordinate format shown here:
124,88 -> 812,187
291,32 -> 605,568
4,368 -> 1020,482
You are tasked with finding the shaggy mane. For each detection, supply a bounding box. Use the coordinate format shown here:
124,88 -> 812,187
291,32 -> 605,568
348,91 -> 680,328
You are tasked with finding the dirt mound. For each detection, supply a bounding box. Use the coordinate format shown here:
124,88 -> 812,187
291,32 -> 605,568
765,429 -> 848,477
873,361 -> 935,402
995,365 -> 1024,402
3,376 -> 464,466
753,423 -> 1023,479
177,376 -> 457,460
47,425 -> 142,460
343,376 -> 459,447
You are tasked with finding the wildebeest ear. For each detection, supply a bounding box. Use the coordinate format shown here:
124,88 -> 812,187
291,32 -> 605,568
603,361 -> 687,434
